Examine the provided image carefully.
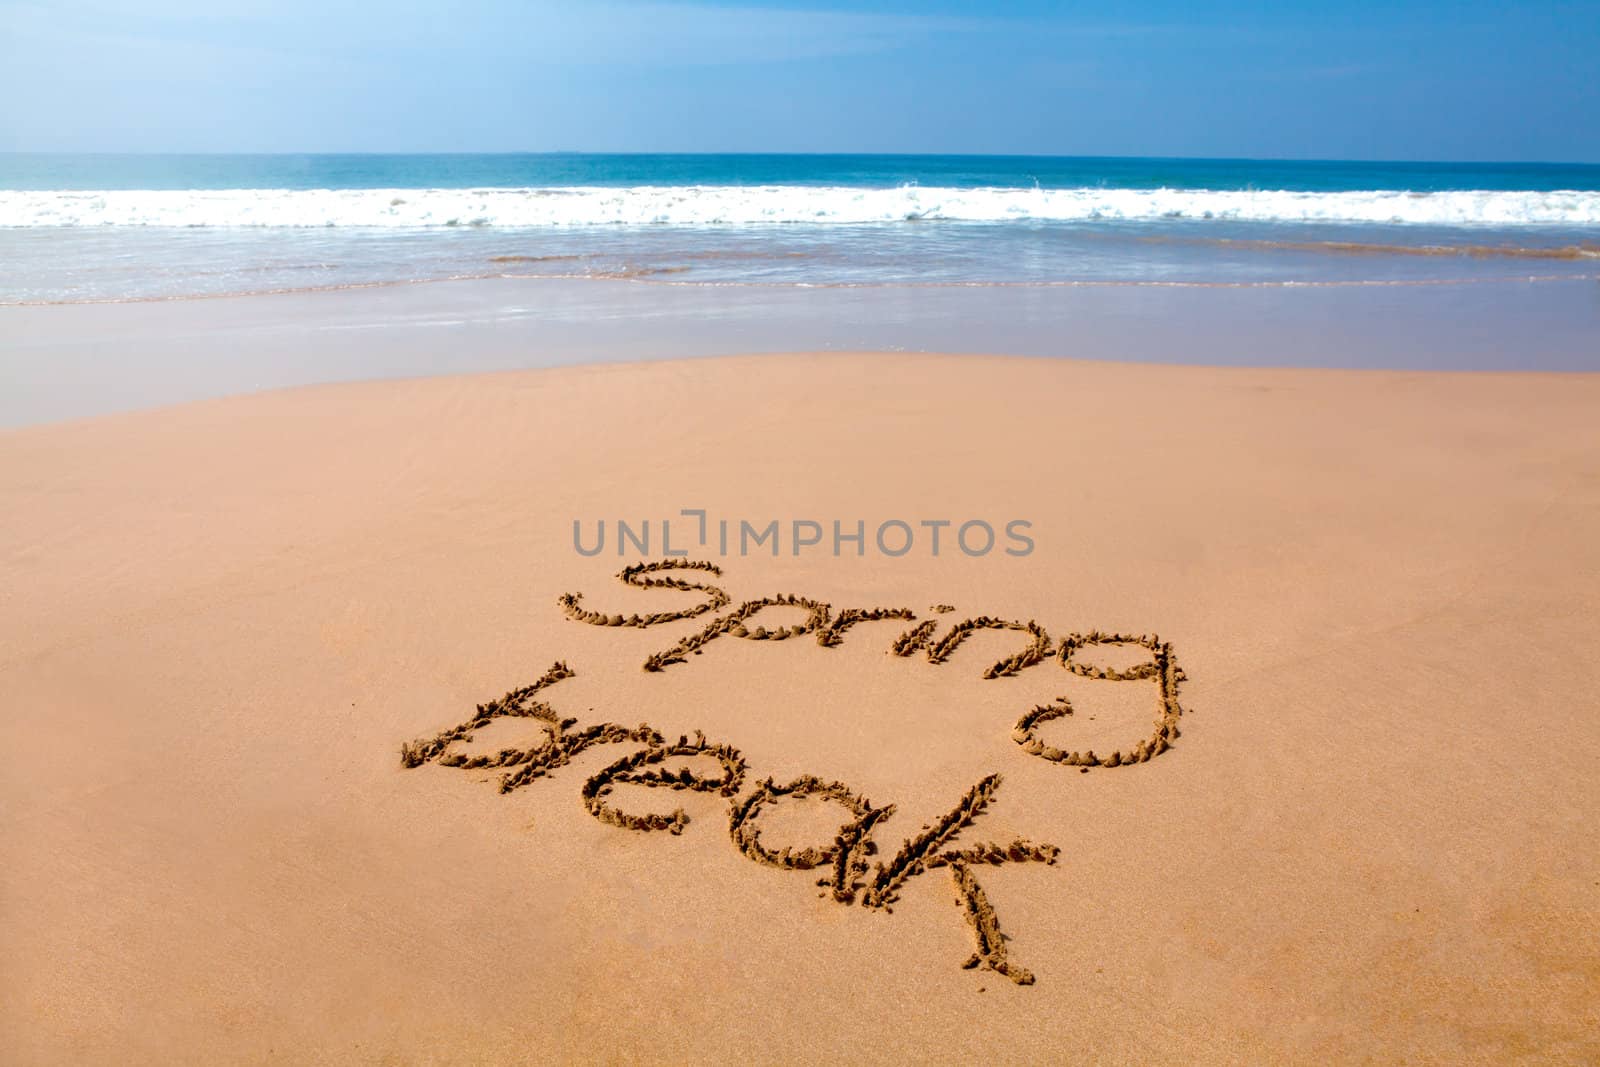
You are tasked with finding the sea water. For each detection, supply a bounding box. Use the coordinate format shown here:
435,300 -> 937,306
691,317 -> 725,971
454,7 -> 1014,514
2,154 -> 1599,303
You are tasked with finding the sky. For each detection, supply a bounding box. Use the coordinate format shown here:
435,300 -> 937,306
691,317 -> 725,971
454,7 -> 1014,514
1,0 -> 1597,161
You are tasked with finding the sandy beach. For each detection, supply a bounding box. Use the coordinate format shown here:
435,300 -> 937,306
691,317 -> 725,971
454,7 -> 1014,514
8,3 -> 1599,1059
6,276 -> 1600,428
3,345 -> 1597,1063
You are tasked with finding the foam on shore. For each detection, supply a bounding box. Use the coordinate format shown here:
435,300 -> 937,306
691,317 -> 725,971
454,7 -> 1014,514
6,184 -> 1600,227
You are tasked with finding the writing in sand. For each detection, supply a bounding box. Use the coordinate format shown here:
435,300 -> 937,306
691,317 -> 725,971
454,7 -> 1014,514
399,560 -> 1190,985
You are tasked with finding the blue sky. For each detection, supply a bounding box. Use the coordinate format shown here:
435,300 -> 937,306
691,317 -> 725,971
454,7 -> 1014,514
2,0 -> 1597,160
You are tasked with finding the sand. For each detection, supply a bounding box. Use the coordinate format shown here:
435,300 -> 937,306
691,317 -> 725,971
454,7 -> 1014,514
6,275 -> 1600,427
2,350 -> 1598,1064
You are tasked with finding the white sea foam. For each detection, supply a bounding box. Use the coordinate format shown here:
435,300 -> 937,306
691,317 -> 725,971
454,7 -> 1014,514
2,185 -> 1599,228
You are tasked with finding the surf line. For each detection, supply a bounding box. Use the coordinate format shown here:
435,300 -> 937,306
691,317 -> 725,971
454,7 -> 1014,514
398,559 -> 1190,985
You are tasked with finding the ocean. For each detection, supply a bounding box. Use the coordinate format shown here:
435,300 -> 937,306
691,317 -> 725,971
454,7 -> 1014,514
3,153 -> 1599,304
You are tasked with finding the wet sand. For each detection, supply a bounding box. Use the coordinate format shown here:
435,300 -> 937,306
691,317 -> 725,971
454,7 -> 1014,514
2,351 -> 1599,1063
5,275 -> 1600,427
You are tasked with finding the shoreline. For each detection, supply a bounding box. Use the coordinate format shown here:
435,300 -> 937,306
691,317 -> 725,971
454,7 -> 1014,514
5,274 -> 1599,429
6,267 -> 1600,309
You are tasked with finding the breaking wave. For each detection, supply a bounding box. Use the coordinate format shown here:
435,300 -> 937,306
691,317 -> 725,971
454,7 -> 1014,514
4,185 -> 1600,227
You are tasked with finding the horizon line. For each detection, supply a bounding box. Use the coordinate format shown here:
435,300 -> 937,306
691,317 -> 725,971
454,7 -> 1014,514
3,150 -> 1599,169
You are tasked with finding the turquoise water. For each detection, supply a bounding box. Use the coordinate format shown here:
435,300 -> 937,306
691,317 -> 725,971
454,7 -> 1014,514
6,153 -> 1600,192
2,153 -> 1598,302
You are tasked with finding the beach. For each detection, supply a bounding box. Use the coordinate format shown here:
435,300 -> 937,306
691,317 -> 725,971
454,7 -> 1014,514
5,274 -> 1600,428
7,0 -> 1599,1052
4,335 -> 1598,1063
